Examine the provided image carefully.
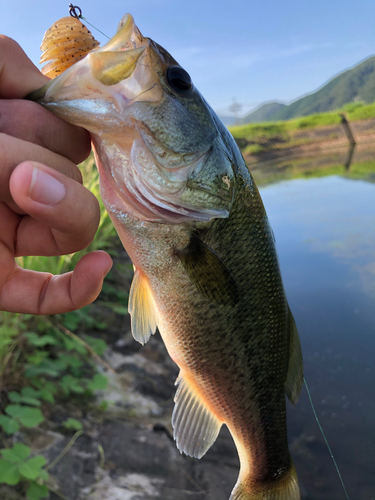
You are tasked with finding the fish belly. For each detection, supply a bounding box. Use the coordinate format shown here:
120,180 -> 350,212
108,164 -> 300,499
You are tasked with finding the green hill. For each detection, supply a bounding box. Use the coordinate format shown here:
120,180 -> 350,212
239,102 -> 286,123
243,56 -> 375,123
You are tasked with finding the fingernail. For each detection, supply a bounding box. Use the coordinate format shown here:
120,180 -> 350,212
29,166 -> 66,205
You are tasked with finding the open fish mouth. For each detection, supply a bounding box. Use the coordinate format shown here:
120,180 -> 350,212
27,14 -> 161,112
96,126 -> 217,224
28,13 -> 234,224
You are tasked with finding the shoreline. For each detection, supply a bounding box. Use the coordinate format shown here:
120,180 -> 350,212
232,117 -> 375,164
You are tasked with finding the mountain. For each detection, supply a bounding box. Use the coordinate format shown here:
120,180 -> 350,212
239,102 -> 286,123
242,56 -> 375,123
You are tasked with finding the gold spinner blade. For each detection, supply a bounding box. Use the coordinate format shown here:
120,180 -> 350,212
40,15 -> 100,79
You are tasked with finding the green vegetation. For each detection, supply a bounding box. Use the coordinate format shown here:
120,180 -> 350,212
241,55 -> 375,123
345,101 -> 375,121
231,110 -> 342,139
0,156 -> 129,499
230,100 -> 375,157
251,153 -> 375,187
0,443 -> 49,499
0,311 -> 113,498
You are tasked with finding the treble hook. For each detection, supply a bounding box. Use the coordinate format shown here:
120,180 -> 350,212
69,4 -> 82,19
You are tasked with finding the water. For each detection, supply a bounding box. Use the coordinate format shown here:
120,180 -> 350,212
255,146 -> 375,500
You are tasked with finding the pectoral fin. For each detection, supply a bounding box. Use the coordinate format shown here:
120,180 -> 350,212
172,372 -> 222,459
176,233 -> 237,305
128,268 -> 158,345
285,308 -> 303,406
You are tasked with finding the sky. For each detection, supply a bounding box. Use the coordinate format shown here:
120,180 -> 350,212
2,0 -> 375,118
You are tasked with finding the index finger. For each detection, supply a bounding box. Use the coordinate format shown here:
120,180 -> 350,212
0,35 -> 48,98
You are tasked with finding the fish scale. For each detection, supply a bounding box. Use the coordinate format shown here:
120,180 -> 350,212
29,12 -> 303,500
125,170 -> 292,481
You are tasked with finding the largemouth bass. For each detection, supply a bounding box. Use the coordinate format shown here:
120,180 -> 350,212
29,14 -> 304,500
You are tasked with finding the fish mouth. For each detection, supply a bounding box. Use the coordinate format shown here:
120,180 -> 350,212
28,13 -> 232,224
96,125 -> 217,224
27,13 -> 160,113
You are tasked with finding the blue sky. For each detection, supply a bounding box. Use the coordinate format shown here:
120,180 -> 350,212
2,0 -> 375,117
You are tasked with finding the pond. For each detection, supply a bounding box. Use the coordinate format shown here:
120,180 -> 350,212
255,145 -> 375,500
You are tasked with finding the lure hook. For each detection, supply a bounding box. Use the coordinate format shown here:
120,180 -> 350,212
69,3 -> 82,19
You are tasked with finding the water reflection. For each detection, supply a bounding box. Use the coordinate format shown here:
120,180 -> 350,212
252,143 -> 375,187
255,145 -> 375,500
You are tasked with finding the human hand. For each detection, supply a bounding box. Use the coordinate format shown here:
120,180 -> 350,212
0,36 -> 113,315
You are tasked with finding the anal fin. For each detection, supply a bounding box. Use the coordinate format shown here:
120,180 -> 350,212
128,268 -> 158,345
285,307 -> 303,406
172,372 -> 222,459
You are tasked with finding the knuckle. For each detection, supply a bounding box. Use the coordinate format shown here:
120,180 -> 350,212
0,36 -> 25,63
0,35 -> 18,52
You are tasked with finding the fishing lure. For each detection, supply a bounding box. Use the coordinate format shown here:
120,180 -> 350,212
40,5 -> 99,79
32,8 -> 351,500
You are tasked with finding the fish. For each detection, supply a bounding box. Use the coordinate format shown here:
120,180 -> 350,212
28,13 -> 304,500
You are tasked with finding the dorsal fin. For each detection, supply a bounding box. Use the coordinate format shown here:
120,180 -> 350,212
172,373 -> 222,459
176,232 -> 238,306
285,308 -> 303,406
128,268 -> 158,345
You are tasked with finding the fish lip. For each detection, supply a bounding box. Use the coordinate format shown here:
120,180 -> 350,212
27,15 -> 149,105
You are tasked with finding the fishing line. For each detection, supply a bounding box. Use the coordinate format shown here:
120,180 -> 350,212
60,6 -> 350,499
69,3 -> 110,40
303,377 -> 350,500
78,16 -> 110,40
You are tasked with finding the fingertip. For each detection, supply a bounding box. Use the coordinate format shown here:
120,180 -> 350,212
76,250 -> 113,283
89,250 -> 113,276
9,161 -> 34,200
10,161 -> 83,211
10,161 -> 68,208
10,161 -> 103,257
70,251 -> 113,307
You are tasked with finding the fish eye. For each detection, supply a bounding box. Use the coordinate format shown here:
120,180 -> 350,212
166,66 -> 192,93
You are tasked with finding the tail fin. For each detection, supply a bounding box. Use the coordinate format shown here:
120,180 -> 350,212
229,463 -> 300,500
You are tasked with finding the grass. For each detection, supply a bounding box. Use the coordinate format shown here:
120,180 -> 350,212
0,155 -> 126,499
230,111 -> 343,140
251,154 -> 375,187
287,111 -> 342,130
346,102 -> 375,121
229,100 -> 375,155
